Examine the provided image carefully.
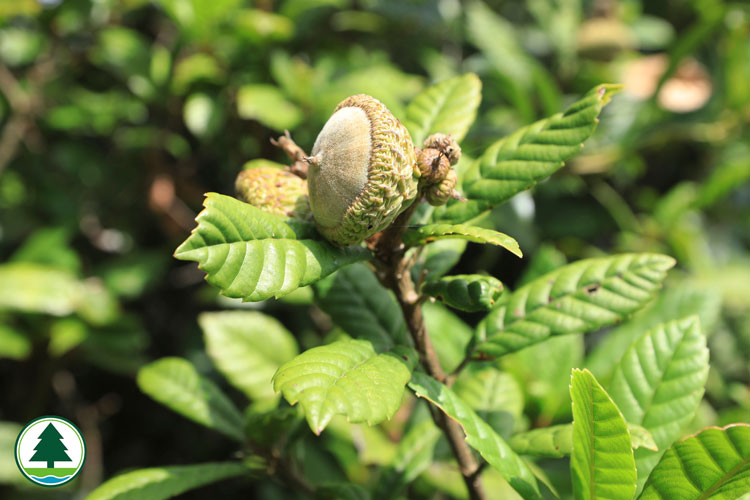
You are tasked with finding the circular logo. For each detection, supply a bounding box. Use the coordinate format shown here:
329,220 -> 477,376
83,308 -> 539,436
14,416 -> 86,487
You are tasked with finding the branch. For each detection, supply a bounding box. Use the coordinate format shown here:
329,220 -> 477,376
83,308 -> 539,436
271,131 -> 309,179
374,204 -> 488,500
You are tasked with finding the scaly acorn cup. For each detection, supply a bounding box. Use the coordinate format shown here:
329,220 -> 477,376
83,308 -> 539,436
235,166 -> 309,218
307,94 -> 419,246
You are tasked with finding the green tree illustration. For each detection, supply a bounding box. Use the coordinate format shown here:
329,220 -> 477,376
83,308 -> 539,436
30,423 -> 71,468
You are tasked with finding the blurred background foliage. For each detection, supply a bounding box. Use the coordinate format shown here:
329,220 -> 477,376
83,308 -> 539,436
0,0 -> 748,498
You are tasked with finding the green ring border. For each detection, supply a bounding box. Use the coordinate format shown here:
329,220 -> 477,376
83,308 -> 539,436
14,415 -> 87,488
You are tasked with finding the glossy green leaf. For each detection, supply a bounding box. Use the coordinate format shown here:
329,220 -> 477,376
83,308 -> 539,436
422,274 -> 504,312
608,316 -> 710,491
137,358 -> 245,441
174,193 -> 370,302
638,424 -> 750,500
477,253 -> 676,357
403,223 -> 522,257
570,369 -> 636,500
586,286 -> 720,385
199,311 -> 298,401
405,73 -> 482,145
373,419 -> 442,499
273,339 -> 416,434
86,462 -> 250,500
315,263 -> 407,351
436,84 -> 621,224
417,239 -> 468,282
408,371 -> 542,500
510,423 -> 656,458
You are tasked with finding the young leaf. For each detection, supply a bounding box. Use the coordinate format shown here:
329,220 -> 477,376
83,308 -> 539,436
422,274 -> 504,312
638,424 -> 750,500
373,419 -> 442,499
436,84 -> 622,224
570,369 -> 636,500
86,462 -> 250,500
315,263 -> 407,351
199,311 -> 298,402
408,371 -> 542,500
272,339 -> 416,434
607,316 -> 710,491
509,423 -> 656,458
137,357 -> 245,441
405,73 -> 482,145
403,223 -> 522,257
477,253 -> 676,357
174,193 -> 370,302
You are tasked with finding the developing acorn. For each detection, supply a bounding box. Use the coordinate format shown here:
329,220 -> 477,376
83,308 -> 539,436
306,94 -> 419,246
416,133 -> 462,206
235,166 -> 309,218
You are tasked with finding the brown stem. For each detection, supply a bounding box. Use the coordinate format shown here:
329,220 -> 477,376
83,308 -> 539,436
374,205 -> 488,500
271,131 -> 309,179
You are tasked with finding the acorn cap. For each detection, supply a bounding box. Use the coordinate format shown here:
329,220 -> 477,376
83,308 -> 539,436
307,94 -> 418,246
235,166 -> 309,218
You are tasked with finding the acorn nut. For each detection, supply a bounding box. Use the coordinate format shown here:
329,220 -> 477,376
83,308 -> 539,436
235,166 -> 309,218
307,94 -> 419,246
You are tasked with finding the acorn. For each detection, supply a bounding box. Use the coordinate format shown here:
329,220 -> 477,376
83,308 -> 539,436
235,166 -> 309,218
306,94 -> 419,246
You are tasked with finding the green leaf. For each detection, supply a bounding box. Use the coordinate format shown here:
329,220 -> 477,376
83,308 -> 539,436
199,311 -> 298,402
422,301 -> 473,373
408,371 -> 542,500
403,224 -> 522,258
373,419 -> 442,499
85,462 -> 250,500
237,84 -> 302,131
570,368 -> 636,500
0,324 -> 31,360
315,263 -> 407,351
436,84 -> 621,224
405,73 -> 482,145
273,339 -> 416,434
608,316 -> 710,491
137,358 -> 245,441
586,286 -> 720,385
638,424 -> 750,500
477,253 -> 676,357
422,274 -> 504,312
417,239 -> 468,282
510,423 -> 656,458
174,193 -> 370,302
0,262 -> 79,316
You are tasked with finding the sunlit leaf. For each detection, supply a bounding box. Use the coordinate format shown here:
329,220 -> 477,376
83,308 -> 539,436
510,423 -> 656,458
403,223 -> 521,257
422,274 -> 504,312
408,372 -> 542,500
638,424 -> 750,500
237,84 -> 302,131
174,193 -> 370,302
477,253 -> 675,357
405,73 -> 482,145
137,358 -> 245,441
608,316 -> 710,492
570,369 -> 636,500
273,339 -> 416,434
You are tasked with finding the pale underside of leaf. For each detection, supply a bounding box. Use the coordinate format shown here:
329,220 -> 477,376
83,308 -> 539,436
477,253 -> 676,357
403,223 -> 522,257
408,371 -> 543,500
174,193 -> 369,302
85,462 -> 250,500
608,316 -> 710,491
273,339 -> 415,434
570,369 -> 636,500
638,424 -> 750,500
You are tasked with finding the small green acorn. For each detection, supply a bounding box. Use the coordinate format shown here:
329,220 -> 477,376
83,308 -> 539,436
235,166 -> 309,218
306,94 -> 419,246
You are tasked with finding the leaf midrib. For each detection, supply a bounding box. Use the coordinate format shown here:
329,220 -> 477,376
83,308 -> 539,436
695,452 -> 750,500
